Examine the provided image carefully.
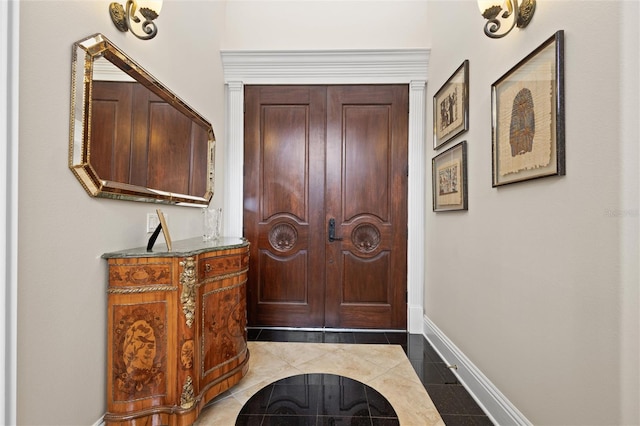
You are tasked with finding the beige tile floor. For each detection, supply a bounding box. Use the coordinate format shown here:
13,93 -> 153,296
195,341 -> 445,425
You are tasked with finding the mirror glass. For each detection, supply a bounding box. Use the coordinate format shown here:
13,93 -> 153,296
69,33 -> 215,206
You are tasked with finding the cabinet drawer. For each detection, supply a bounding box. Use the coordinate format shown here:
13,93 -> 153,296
199,252 -> 248,279
108,261 -> 173,288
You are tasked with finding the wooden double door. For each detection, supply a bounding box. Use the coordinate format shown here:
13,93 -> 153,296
244,85 -> 408,329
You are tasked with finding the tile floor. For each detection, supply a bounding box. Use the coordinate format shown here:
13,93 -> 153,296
248,329 -> 493,426
196,329 -> 493,425
196,339 -> 442,425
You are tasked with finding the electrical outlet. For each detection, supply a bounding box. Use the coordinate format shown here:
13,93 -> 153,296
147,213 -> 160,233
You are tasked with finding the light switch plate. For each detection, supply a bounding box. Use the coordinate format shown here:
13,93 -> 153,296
147,213 -> 160,233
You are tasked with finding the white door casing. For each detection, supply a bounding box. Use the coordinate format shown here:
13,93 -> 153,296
1,0 -> 19,423
221,50 -> 429,332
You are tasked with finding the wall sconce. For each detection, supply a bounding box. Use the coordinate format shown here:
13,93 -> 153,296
478,0 -> 536,38
109,0 -> 163,40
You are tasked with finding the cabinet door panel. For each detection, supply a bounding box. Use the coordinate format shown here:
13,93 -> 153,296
201,275 -> 248,379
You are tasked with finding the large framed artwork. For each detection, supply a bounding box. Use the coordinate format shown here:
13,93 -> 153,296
432,141 -> 468,212
433,60 -> 469,149
491,30 -> 565,187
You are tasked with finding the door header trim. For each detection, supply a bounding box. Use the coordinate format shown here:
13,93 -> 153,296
221,49 -> 429,84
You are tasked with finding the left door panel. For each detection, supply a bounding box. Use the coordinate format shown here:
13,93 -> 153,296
244,86 -> 327,327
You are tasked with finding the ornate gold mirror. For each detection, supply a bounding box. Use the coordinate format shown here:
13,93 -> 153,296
69,33 -> 215,206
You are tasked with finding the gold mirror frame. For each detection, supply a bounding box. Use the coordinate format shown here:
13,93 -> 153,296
69,33 -> 215,206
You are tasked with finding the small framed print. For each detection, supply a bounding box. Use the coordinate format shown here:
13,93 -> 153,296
492,30 -> 565,186
432,141 -> 468,212
433,60 -> 469,149
156,208 -> 172,251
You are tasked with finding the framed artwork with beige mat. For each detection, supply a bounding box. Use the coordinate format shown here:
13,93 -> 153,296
491,30 -> 565,187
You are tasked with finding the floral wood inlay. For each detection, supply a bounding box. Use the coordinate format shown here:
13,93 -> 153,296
202,255 -> 242,276
112,303 -> 166,401
351,223 -> 381,253
180,257 -> 196,328
109,263 -> 172,286
181,339 -> 194,369
268,223 -> 298,251
202,280 -> 247,376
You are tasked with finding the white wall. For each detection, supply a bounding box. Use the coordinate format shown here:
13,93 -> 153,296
17,1 -> 227,424
222,0 -> 430,49
425,1 -> 639,425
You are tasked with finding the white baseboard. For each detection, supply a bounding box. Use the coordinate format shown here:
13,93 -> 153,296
422,315 -> 532,426
92,416 -> 105,426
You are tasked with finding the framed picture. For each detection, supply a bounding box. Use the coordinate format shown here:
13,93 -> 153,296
433,60 -> 469,149
156,208 -> 172,251
432,141 -> 468,212
491,30 -> 565,187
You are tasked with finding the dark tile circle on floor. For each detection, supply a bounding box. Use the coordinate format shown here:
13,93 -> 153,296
236,373 -> 400,425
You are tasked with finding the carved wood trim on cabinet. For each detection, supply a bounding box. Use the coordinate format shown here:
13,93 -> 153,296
103,238 -> 250,425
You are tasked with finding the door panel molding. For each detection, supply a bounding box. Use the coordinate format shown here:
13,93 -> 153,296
342,104 -> 392,222
221,49 -> 429,333
260,104 -> 310,221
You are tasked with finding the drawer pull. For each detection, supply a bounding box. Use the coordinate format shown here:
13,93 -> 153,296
205,264 -> 212,272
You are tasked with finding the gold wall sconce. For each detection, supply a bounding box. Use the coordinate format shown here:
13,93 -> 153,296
478,0 -> 536,38
109,0 -> 163,40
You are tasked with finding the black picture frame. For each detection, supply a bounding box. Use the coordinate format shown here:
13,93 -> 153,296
432,141 -> 468,212
491,30 -> 565,187
433,60 -> 469,149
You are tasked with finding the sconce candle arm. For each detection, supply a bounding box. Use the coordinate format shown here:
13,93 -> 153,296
484,15 -> 517,38
109,0 -> 160,41
480,0 -> 536,39
126,0 -> 159,40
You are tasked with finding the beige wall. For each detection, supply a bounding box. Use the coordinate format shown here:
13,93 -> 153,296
222,0 -> 430,49
18,1 -> 227,424
15,1 -> 638,425
425,1 -> 639,425
16,1 -> 429,424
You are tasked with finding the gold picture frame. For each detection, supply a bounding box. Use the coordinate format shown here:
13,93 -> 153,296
491,31 -> 565,186
433,60 -> 469,149
156,209 -> 172,251
432,141 -> 468,212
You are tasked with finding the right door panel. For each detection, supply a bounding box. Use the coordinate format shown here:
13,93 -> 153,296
325,85 -> 408,329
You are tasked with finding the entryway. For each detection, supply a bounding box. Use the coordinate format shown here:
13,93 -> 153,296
221,48 -> 428,333
243,85 -> 408,329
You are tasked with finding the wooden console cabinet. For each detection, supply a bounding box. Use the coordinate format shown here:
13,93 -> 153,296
102,237 -> 250,425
